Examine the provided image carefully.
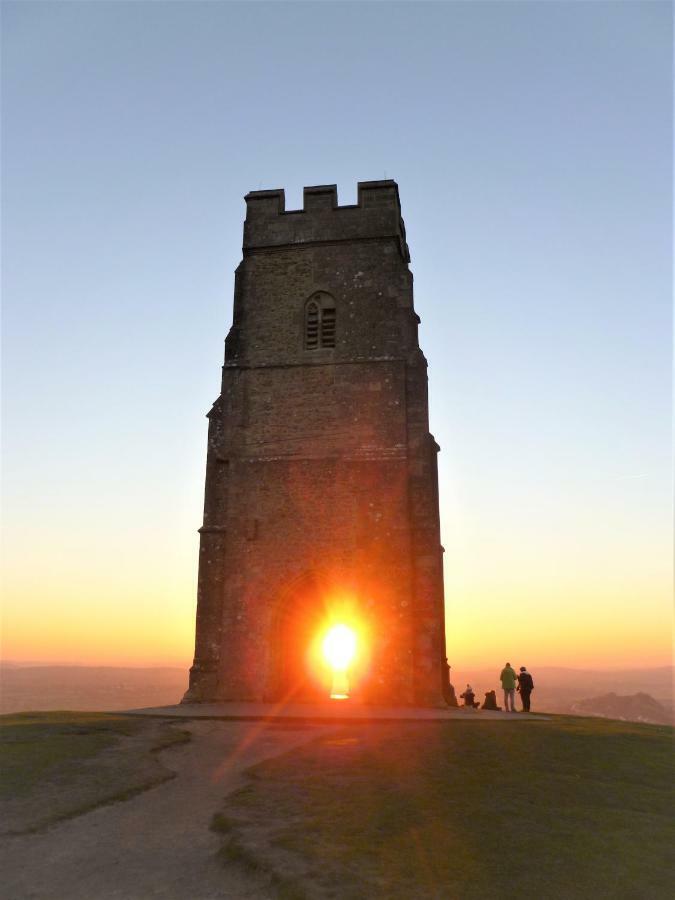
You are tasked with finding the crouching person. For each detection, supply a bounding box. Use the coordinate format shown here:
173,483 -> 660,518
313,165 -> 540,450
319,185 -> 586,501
481,690 -> 501,711
459,684 -> 480,709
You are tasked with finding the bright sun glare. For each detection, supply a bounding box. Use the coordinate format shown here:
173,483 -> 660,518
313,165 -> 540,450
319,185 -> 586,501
322,624 -> 357,672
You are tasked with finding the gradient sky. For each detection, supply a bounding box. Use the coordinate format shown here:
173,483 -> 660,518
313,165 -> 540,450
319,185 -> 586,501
2,1 -> 672,671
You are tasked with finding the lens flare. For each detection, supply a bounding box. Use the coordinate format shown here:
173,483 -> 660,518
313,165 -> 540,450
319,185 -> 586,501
322,624 -> 357,672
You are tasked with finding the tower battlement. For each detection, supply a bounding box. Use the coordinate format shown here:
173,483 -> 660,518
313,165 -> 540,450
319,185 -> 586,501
243,180 -> 410,260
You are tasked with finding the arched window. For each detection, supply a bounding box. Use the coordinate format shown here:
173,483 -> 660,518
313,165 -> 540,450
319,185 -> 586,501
304,293 -> 336,350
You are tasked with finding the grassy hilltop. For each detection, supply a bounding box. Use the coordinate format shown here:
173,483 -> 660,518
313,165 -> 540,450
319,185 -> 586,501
214,716 -> 674,899
1,712 -> 672,898
0,712 -> 190,834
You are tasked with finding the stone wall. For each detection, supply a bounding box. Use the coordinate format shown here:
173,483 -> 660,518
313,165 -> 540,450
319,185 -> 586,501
185,180 -> 446,706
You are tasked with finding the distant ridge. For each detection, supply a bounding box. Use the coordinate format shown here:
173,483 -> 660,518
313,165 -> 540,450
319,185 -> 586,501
1,662 -> 187,670
447,665 -> 673,723
0,665 -> 188,714
1,664 -> 673,721
571,692 -> 672,726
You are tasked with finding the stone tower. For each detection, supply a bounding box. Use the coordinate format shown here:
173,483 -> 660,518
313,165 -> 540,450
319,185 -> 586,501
184,181 -> 446,706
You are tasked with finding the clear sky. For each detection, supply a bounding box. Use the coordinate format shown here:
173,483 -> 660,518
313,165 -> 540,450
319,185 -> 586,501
2,1 -> 672,671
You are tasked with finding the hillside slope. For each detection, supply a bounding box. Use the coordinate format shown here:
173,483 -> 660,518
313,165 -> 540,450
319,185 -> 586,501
214,716 -> 675,899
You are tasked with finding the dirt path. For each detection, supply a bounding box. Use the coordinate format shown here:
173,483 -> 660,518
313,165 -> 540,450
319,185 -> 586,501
0,719 -> 332,900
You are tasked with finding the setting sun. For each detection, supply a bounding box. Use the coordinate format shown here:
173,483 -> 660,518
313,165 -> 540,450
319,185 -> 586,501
322,624 -> 357,673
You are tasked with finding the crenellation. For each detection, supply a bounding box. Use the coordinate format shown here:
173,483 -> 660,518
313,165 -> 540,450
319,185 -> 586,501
358,180 -> 399,209
303,184 -> 338,212
243,180 -> 409,261
243,188 -> 285,216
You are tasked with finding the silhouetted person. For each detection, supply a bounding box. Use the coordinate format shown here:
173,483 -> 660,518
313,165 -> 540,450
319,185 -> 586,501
517,666 -> 534,712
443,658 -> 458,707
481,690 -> 501,711
460,684 -> 479,708
500,662 -> 517,712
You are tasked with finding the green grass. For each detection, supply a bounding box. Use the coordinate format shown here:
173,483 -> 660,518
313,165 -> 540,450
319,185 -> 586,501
216,717 -> 674,899
0,712 -> 143,798
0,712 -> 191,833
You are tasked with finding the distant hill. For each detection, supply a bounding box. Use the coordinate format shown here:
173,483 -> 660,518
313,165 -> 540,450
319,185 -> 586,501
0,665 -> 187,714
571,692 -> 673,726
1,663 -> 673,723
449,665 -> 674,722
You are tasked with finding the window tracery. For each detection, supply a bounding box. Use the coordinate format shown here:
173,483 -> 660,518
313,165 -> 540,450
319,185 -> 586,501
304,293 -> 336,349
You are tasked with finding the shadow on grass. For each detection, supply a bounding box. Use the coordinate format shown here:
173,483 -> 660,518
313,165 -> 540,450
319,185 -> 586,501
212,716 -> 674,900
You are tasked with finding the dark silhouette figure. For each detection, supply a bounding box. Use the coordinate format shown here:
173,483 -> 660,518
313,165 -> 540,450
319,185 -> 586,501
443,658 -> 459,707
481,690 -> 501,711
460,685 -> 480,709
517,667 -> 534,712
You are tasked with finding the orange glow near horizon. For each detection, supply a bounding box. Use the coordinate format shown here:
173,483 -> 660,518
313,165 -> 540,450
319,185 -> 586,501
1,541 -> 672,672
2,588 -> 673,672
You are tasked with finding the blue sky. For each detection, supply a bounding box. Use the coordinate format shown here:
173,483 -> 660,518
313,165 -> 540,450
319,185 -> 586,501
2,1 -> 672,668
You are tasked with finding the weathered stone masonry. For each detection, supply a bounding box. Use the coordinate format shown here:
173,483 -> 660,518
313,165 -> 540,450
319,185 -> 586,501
184,181 -> 446,706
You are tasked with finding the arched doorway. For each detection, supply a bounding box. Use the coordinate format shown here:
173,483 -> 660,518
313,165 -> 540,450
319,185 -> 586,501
269,572 -> 333,702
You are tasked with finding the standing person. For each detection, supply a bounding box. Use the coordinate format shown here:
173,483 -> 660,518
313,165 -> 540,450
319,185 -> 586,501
517,666 -> 534,712
500,662 -> 517,712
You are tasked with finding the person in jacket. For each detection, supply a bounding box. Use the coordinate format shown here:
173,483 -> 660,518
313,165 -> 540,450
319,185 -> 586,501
517,666 -> 534,712
500,662 -> 517,712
